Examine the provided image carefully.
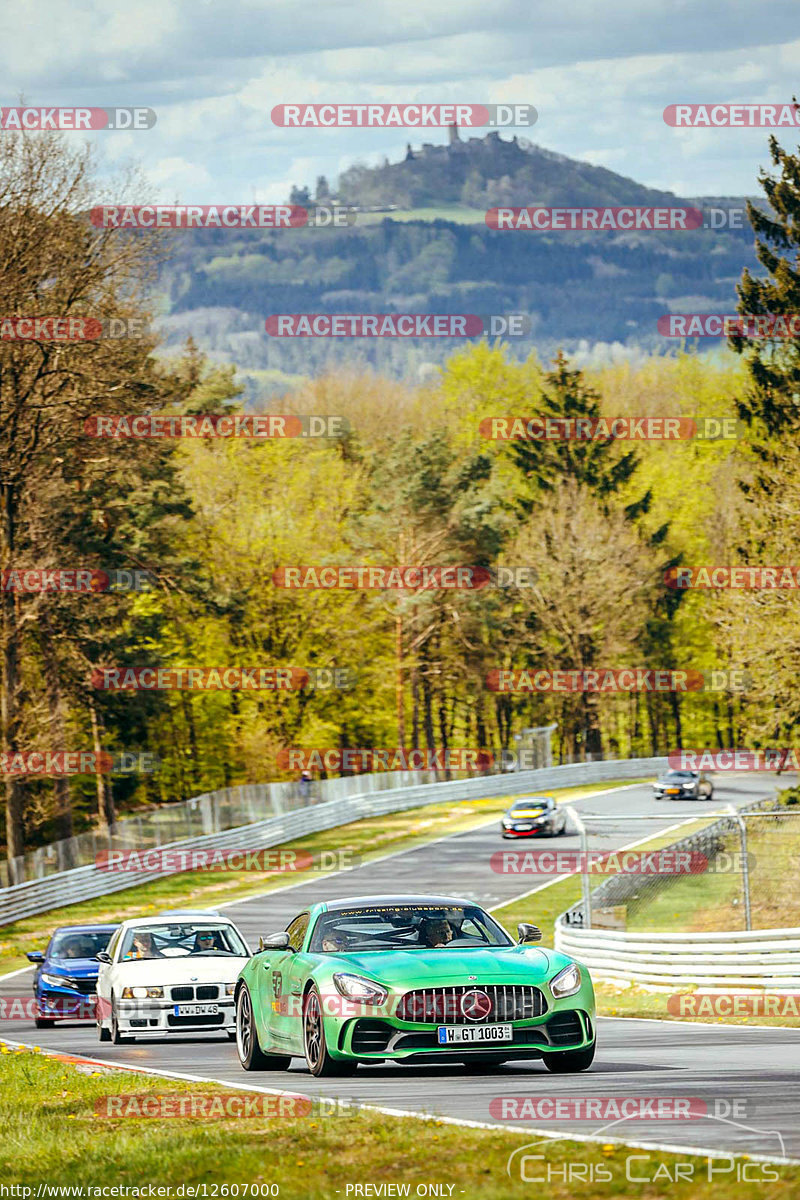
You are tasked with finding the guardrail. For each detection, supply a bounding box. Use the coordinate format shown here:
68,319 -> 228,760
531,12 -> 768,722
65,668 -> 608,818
0,756 -> 665,927
554,923 -> 800,989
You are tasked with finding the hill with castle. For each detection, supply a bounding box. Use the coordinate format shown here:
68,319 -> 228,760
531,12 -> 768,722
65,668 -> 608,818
156,132 -> 760,390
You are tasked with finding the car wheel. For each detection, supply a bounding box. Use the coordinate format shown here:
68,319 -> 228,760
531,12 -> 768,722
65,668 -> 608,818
35,1016 -> 55,1029
236,985 -> 291,1071
541,1041 -> 596,1073
303,985 -> 357,1077
110,996 -> 133,1045
98,1016 -> 111,1042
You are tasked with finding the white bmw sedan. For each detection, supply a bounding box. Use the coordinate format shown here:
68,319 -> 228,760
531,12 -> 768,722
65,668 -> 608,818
96,911 -> 250,1043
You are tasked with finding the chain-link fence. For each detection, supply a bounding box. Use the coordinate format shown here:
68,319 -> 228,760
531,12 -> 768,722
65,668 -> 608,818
561,794 -> 800,933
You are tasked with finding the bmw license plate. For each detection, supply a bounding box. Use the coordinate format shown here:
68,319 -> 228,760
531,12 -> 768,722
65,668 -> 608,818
437,1024 -> 513,1044
173,1003 -> 219,1016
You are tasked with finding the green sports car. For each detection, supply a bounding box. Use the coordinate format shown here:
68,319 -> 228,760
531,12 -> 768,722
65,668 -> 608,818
234,893 -> 596,1077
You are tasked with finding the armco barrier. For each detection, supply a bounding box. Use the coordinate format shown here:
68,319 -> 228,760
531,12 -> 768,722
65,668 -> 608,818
554,922 -> 800,989
0,757 -> 665,926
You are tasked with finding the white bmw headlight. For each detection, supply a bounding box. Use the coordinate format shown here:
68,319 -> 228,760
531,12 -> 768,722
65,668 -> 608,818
550,964 -> 582,998
332,973 -> 388,1004
121,986 -> 163,999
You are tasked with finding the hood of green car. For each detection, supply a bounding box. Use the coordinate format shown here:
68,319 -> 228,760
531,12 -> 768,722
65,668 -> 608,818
322,945 -> 555,988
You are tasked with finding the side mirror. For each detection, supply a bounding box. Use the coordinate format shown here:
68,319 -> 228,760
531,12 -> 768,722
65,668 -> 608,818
517,923 -> 542,944
26,951 -> 45,963
95,951 -> 112,964
258,932 -> 291,952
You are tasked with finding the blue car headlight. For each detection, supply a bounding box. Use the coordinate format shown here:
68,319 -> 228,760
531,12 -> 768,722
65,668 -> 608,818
333,973 -> 388,1004
40,973 -> 78,990
550,964 -> 582,998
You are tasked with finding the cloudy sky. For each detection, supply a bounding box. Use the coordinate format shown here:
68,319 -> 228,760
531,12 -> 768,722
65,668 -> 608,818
3,0 -> 797,203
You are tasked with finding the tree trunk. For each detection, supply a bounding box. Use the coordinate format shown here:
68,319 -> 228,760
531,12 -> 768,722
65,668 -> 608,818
1,483 -> 26,879
88,693 -> 116,831
37,615 -> 73,846
395,612 -> 405,748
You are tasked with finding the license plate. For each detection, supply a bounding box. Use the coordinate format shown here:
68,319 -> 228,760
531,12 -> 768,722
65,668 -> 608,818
437,1024 -> 513,1044
665,789 -> 680,794
514,824 -> 533,830
173,1003 -> 219,1016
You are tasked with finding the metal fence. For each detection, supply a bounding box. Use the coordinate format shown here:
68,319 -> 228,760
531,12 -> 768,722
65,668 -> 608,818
554,796 -> 800,987
0,757 -> 667,927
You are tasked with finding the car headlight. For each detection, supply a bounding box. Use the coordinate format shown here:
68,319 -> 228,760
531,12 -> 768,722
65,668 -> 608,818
121,986 -> 164,999
550,964 -> 582,998
332,973 -> 388,1004
225,983 -> 236,996
40,973 -> 77,990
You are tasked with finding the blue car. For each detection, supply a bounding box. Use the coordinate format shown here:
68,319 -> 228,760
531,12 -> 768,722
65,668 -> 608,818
27,924 -> 118,1028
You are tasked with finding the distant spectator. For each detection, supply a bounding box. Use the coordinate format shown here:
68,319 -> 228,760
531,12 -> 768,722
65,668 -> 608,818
299,769 -> 312,803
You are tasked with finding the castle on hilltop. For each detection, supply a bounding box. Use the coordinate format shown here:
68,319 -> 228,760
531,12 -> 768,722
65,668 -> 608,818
404,125 -> 520,162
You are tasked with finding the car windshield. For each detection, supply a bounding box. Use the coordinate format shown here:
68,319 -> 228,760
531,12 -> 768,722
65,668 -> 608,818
51,930 -> 114,959
309,904 -> 514,953
119,923 -> 249,961
664,771 -> 697,780
511,799 -> 551,812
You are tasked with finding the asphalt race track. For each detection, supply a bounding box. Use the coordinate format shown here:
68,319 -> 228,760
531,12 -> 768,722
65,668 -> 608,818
3,773 -> 799,1162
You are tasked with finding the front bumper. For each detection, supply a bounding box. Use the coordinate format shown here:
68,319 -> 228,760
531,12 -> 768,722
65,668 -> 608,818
113,997 -> 236,1035
36,988 -> 97,1020
502,823 -> 554,837
339,1007 -> 594,1061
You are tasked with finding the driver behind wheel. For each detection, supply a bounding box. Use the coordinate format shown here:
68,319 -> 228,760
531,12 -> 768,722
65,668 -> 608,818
321,933 -> 348,952
419,918 -> 454,948
191,930 -> 224,953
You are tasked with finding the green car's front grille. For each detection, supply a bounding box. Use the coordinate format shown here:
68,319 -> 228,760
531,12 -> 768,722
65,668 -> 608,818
396,984 -> 547,1024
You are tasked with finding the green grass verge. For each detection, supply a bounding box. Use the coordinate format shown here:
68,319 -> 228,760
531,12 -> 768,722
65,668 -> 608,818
2,1046 -> 796,1194
0,780 -> 644,976
626,810 -> 800,933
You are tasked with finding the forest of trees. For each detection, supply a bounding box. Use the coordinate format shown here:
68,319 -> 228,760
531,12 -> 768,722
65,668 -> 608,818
2,124 -> 800,873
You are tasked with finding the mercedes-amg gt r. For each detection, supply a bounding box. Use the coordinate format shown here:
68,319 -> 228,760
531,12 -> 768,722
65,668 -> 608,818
234,894 -> 595,1076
